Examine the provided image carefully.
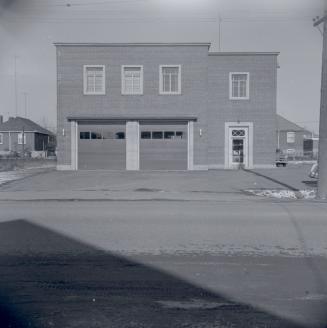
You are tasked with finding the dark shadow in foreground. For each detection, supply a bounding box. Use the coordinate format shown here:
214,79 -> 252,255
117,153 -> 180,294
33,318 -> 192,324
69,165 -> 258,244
0,219 -> 322,328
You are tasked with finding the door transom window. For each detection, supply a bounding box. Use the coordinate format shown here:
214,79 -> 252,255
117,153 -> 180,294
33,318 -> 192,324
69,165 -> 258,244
232,129 -> 245,137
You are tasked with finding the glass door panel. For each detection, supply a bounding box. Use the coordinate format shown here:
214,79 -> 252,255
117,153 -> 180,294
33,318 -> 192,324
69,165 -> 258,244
232,139 -> 244,163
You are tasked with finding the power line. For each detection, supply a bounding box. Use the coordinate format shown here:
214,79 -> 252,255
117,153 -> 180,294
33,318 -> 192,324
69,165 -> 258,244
2,14 -> 314,24
66,0 -> 148,7
25,0 -> 148,7
14,56 -> 18,117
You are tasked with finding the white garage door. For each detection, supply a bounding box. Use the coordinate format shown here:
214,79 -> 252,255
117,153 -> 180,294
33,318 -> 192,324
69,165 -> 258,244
78,124 -> 126,170
139,124 -> 188,170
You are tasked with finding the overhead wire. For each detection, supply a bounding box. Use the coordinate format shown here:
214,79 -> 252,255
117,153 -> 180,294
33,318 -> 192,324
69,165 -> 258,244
2,15 -> 314,24
21,0 -> 149,7
0,1 -> 319,24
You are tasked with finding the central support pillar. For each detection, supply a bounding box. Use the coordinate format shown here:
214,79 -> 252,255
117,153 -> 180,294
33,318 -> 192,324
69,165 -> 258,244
187,121 -> 194,170
126,121 -> 140,170
71,121 -> 78,170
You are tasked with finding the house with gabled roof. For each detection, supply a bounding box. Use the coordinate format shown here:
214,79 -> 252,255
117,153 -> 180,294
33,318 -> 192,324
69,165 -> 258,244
0,116 -> 55,157
276,114 -> 318,159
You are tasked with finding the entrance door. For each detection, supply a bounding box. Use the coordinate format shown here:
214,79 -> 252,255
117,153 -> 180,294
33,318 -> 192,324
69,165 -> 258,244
232,139 -> 244,164
228,127 -> 249,168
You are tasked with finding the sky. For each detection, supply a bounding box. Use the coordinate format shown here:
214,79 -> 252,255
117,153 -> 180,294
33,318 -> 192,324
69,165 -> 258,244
0,0 -> 325,133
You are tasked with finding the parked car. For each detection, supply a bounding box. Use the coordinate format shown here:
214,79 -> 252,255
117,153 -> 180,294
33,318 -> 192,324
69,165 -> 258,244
309,163 -> 318,179
275,154 -> 288,167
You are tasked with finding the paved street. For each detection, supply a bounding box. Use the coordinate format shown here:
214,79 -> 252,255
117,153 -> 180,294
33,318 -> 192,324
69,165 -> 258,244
0,163 -> 317,200
0,167 -> 326,327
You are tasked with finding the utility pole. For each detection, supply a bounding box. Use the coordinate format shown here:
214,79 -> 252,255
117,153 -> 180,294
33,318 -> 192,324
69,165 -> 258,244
23,92 -> 28,118
314,9 -> 327,199
22,126 -> 25,158
14,55 -> 18,117
218,15 -> 222,51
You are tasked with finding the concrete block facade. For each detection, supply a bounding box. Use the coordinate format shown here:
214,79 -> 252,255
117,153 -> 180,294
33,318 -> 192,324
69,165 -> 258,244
55,43 -> 278,170
208,54 -> 278,167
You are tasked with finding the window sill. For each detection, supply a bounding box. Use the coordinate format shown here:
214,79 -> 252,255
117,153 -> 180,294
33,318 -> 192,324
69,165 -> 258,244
83,92 -> 106,96
121,93 -> 144,96
159,92 -> 182,96
229,97 -> 250,101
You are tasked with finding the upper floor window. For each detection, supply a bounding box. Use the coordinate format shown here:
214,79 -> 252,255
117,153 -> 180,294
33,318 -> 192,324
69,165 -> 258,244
0,133 -> 3,144
18,133 -> 26,145
159,65 -> 181,95
83,65 -> 105,95
287,132 -> 295,143
122,65 -> 143,95
229,72 -> 249,100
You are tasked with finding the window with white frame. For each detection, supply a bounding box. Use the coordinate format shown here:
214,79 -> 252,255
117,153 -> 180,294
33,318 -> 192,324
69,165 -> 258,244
0,133 -> 3,144
122,66 -> 143,95
159,65 -> 181,94
83,65 -> 105,95
18,133 -> 26,145
229,73 -> 249,99
287,131 -> 295,143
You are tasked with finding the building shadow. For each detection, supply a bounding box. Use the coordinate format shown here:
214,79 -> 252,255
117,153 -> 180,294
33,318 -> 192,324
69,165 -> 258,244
302,180 -> 318,187
0,219 -> 320,328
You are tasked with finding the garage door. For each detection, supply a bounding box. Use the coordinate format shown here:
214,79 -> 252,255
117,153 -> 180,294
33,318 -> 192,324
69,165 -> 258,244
140,124 -> 188,170
78,124 -> 126,170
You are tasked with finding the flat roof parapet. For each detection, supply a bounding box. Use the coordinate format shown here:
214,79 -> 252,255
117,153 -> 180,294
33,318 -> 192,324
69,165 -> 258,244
209,52 -> 279,56
53,43 -> 279,56
54,42 -> 212,47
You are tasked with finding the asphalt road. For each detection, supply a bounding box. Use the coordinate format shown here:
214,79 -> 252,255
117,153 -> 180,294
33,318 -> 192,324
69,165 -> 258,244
0,168 -> 326,327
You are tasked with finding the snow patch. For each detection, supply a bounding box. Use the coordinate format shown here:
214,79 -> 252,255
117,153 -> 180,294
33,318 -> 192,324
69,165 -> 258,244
246,189 -> 316,200
0,171 -> 24,186
0,168 -> 44,186
297,294 -> 327,301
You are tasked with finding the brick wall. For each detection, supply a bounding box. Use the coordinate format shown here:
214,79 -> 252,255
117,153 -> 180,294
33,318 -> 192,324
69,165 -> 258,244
208,54 -> 278,166
0,132 -> 35,154
56,44 -> 209,167
56,45 -> 278,168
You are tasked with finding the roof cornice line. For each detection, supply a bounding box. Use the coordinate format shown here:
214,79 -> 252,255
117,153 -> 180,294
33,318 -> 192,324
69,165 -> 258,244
209,52 -> 280,56
54,42 -> 212,47
0,130 -> 38,133
67,116 -> 197,122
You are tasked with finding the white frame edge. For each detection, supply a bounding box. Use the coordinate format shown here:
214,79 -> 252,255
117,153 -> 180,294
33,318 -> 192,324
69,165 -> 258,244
126,121 -> 140,170
17,133 -> 26,145
224,122 -> 253,169
286,131 -> 296,144
187,121 -> 194,170
121,65 -> 144,95
159,64 -> 182,95
229,72 -> 250,100
71,121 -> 78,170
83,64 -> 106,95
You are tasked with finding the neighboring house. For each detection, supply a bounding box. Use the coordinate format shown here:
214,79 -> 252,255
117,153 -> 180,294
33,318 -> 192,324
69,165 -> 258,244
55,42 -> 278,170
276,114 -> 318,159
0,116 -> 56,157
